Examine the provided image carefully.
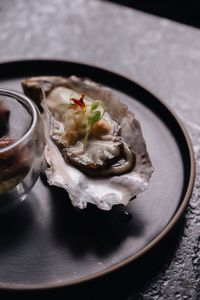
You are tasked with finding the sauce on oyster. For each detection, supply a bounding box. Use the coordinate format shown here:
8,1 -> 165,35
47,87 -> 135,176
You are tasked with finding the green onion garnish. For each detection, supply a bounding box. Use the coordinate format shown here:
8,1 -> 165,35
84,100 -> 104,147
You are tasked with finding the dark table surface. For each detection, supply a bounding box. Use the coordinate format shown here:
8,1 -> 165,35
0,1 -> 199,299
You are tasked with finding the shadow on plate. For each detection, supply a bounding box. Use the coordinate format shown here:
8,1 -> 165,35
0,176 -> 187,299
0,199 -> 33,252
50,215 -> 187,299
0,214 -> 186,300
49,185 -> 145,258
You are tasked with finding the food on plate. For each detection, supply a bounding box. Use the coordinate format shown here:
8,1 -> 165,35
0,100 -> 10,137
0,103 -> 29,193
0,136 -> 30,193
22,76 -> 153,210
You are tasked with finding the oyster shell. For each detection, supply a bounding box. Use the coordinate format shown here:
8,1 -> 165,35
22,76 -> 153,210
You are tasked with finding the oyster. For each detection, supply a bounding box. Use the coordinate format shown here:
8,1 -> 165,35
22,76 -> 153,210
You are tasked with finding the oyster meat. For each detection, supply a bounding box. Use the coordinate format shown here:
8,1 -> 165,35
22,76 -> 153,210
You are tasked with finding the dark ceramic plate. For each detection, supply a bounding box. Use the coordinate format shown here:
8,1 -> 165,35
0,60 -> 195,290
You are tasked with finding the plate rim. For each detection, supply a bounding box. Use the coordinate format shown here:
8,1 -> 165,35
0,59 -> 195,290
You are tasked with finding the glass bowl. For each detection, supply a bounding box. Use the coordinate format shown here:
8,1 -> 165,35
0,87 -> 44,213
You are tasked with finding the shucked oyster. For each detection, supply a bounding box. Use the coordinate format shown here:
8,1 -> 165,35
22,76 -> 153,210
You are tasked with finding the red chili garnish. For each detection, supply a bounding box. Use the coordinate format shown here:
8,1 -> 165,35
70,94 -> 86,112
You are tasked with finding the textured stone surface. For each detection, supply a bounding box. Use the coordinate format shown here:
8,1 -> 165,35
0,0 -> 200,299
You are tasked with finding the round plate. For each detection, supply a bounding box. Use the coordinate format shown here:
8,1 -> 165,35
0,60 -> 195,290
